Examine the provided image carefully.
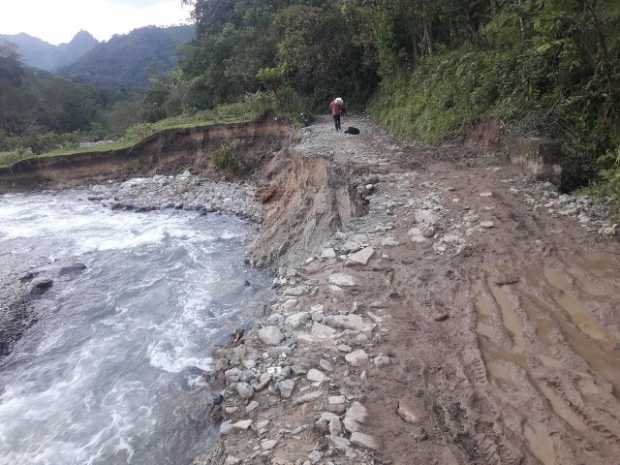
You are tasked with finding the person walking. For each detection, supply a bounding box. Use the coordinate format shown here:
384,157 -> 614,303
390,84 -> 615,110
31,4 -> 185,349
329,97 -> 346,132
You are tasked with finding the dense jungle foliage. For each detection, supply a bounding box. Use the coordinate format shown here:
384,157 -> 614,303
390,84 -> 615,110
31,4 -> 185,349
144,0 -> 617,195
1,0 -> 619,203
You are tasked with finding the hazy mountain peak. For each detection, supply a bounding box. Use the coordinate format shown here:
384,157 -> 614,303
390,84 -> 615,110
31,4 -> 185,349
0,30 -> 98,71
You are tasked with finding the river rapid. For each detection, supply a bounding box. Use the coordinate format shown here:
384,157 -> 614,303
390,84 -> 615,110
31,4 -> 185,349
0,189 -> 271,465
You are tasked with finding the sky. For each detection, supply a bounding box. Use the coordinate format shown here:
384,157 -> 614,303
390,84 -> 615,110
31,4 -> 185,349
0,0 -> 194,45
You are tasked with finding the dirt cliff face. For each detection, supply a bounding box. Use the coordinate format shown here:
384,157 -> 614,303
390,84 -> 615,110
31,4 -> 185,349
0,119 -> 293,193
251,150 -> 369,267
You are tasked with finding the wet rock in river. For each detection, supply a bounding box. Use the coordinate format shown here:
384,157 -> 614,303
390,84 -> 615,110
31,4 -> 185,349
30,279 -> 53,297
58,263 -> 87,276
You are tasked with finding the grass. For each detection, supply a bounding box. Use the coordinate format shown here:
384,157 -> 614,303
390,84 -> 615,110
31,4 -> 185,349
0,91 -> 282,169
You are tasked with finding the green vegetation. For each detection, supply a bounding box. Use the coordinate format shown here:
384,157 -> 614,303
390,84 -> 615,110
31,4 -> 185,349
212,143 -> 242,174
0,91 -> 282,167
367,1 -> 620,192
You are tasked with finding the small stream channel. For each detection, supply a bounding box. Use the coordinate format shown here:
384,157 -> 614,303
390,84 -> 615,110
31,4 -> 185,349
0,190 -> 271,465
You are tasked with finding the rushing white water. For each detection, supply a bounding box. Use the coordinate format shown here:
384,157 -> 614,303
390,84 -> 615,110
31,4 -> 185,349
0,190 -> 271,465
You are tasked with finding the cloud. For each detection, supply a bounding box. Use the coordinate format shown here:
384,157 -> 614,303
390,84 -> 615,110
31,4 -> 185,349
0,0 -> 193,45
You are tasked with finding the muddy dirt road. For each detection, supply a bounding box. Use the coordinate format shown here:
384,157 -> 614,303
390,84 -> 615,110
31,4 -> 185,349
206,116 -> 620,465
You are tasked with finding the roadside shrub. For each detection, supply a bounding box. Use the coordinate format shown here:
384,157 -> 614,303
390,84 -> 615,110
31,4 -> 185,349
212,143 -> 242,175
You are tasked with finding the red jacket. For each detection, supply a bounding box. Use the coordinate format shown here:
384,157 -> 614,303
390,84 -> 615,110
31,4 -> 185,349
330,100 -> 345,116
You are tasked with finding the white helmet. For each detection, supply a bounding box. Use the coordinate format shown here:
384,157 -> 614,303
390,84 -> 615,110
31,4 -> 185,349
335,97 -> 343,105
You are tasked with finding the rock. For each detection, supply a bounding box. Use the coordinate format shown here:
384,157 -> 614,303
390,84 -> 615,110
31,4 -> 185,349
246,401 -> 259,413
311,322 -> 337,339
397,398 -> 426,424
236,382 -> 254,400
480,192 -> 493,198
233,419 -> 253,431
408,227 -> 429,244
341,240 -> 363,253
321,248 -> 337,259
374,354 -> 391,368
330,436 -> 353,453
220,419 -> 253,434
329,395 -> 346,406
345,349 -> 369,367
285,286 -> 307,296
480,221 -> 495,229
381,237 -> 400,247
30,279 -> 53,297
319,359 -> 333,372
286,312 -> 310,329
261,439 -> 278,451
282,299 -> 299,311
258,326 -> 283,346
328,273 -> 356,287
19,271 -> 40,283
277,379 -> 296,399
421,226 -> 436,238
308,449 -> 322,464
293,391 -> 323,406
414,209 -> 439,226
252,372 -> 272,391
337,344 -> 352,352
344,401 -> 368,432
58,263 -> 87,276
224,457 -> 241,465
600,224 -> 618,237
225,368 -> 243,383
316,412 -> 343,437
434,313 -> 450,322
323,315 -> 375,334
348,247 -> 375,265
220,421 -> 234,434
307,369 -> 328,384
350,432 -> 379,450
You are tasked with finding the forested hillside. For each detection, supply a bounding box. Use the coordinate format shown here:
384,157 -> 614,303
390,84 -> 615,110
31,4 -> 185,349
145,0 -> 618,199
61,25 -> 195,89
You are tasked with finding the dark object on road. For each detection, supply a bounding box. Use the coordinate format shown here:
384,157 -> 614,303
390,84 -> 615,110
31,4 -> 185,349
345,127 -> 360,135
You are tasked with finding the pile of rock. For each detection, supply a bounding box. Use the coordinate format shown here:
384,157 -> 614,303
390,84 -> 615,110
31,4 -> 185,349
87,172 -> 261,221
510,178 -> 618,237
201,267 -> 387,465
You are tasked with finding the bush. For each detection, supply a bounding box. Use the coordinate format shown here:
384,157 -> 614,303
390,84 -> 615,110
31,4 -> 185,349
212,143 -> 242,174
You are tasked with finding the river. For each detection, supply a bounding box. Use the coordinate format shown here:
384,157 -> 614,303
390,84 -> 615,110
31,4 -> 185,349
0,190 -> 271,465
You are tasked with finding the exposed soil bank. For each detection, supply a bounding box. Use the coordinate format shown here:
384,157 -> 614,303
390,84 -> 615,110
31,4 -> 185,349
0,118 -> 293,193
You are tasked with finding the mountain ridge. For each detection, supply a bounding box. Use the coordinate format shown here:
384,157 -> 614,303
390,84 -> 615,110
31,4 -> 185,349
0,31 -> 98,71
60,25 -> 195,89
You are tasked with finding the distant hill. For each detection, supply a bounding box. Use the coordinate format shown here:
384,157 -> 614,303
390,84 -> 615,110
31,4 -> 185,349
0,66 -> 102,139
0,31 -> 98,71
60,25 -> 195,89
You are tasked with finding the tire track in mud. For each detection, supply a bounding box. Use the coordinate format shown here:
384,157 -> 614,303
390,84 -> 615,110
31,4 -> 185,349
358,144 -> 620,465
472,237 -> 620,465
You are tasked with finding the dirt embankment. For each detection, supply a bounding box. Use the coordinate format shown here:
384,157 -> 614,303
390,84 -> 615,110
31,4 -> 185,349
196,117 -> 620,465
0,118 -> 293,193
